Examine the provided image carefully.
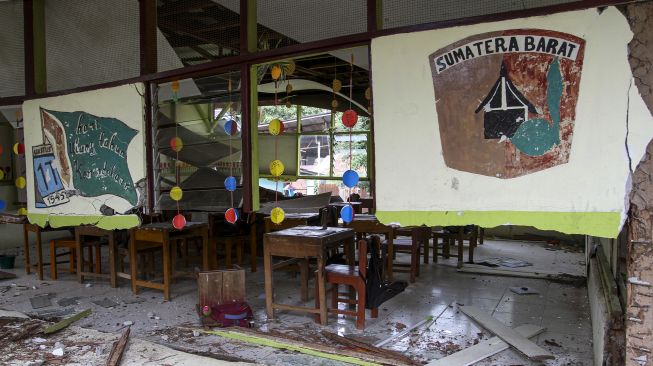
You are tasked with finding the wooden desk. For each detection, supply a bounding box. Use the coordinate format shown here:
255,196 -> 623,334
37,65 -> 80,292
129,222 -> 211,300
263,226 -> 354,325
23,223 -> 71,280
342,215 -> 396,280
264,212 -> 319,233
74,226 -> 126,288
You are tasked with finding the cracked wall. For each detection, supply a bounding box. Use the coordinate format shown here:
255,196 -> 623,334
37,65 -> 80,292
622,2 -> 653,365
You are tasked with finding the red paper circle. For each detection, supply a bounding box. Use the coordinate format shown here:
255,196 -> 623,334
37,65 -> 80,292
172,214 -> 186,230
16,143 -> 25,155
225,208 -> 238,224
342,109 -> 358,128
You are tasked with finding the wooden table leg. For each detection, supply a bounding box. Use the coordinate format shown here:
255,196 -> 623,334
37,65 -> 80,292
444,235 -> 451,259
468,227 -> 477,264
250,221 -> 257,272
263,242 -> 274,319
457,230 -> 464,269
202,227 -> 210,271
23,225 -> 31,274
129,229 -> 139,295
50,240 -> 57,280
163,235 -> 171,301
300,258 -> 308,302
36,229 -> 44,281
316,255 -> 327,326
108,233 -> 117,288
386,233 -> 394,281
76,230 -> 83,283
225,238 -> 232,269
479,227 -> 485,245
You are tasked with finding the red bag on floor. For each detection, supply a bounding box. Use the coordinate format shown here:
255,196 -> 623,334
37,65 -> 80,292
208,302 -> 253,327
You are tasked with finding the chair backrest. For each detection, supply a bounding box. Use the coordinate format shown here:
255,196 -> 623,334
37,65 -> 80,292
412,226 -> 432,247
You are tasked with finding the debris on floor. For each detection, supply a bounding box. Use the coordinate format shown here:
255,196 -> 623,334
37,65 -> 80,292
30,294 -> 53,309
509,286 -> 540,295
92,298 -> 119,308
478,257 -> 533,268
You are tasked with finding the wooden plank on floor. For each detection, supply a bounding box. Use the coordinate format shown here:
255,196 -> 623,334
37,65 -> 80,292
426,324 -> 545,366
459,306 -> 554,361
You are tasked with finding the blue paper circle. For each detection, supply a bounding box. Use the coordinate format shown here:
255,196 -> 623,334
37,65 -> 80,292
0,200 -> 5,211
340,204 -> 354,223
224,119 -> 239,136
224,176 -> 237,192
342,170 -> 359,188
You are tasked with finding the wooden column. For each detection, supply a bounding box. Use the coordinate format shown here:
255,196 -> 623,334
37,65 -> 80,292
622,3 -> 653,366
24,0 -> 46,96
240,0 -> 258,212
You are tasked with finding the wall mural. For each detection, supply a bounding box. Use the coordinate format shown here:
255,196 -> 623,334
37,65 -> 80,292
23,83 -> 145,229
33,109 -> 139,209
371,8 -> 653,237
430,30 -> 585,178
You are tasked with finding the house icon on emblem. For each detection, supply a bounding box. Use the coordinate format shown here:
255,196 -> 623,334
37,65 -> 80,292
475,62 -> 537,139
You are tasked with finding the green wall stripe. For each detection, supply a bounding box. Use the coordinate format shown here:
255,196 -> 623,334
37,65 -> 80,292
375,210 -> 622,238
27,213 -> 140,230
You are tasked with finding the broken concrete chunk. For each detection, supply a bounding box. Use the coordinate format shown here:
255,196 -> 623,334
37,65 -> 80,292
147,312 -> 154,319
85,283 -> 93,288
123,321 -> 133,326
161,335 -> 169,341
57,297 -> 81,307
31,337 -> 47,343
30,295 -> 53,309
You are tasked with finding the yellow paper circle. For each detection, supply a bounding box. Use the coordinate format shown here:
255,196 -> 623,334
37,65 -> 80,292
271,65 -> 282,80
170,186 -> 183,201
171,80 -> 180,92
271,207 -> 285,224
331,99 -> 339,109
286,100 -> 292,108
269,119 -> 283,136
15,176 -> 26,189
0,170 -> 4,180
285,83 -> 293,94
332,79 -> 342,93
269,160 -> 285,177
13,143 -> 20,155
365,87 -> 371,100
18,207 -> 27,215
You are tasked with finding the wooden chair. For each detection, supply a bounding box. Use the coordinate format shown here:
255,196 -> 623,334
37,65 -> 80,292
49,238 -> 76,280
51,237 -> 105,280
383,226 -> 430,283
432,225 -> 478,267
213,212 -> 256,270
317,238 -> 379,330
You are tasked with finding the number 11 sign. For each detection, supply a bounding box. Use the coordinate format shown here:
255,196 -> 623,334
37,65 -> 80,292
32,144 -> 70,208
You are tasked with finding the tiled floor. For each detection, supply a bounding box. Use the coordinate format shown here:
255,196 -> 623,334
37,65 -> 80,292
0,238 -> 593,365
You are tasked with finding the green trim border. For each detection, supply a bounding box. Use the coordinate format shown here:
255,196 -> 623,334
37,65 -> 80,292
375,210 -> 622,238
27,213 -> 140,230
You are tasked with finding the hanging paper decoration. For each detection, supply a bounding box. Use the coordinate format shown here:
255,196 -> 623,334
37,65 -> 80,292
268,118 -> 284,136
170,186 -> 183,201
15,176 -> 26,189
270,159 -> 285,177
224,119 -> 239,136
225,207 -> 239,224
0,170 -> 4,180
224,176 -> 237,192
223,74 -> 240,225
170,81 -> 186,230
169,137 -> 183,152
332,79 -> 342,93
342,109 -> 358,128
271,65 -> 282,80
271,207 -> 285,224
365,87 -> 372,114
172,213 -> 186,230
286,83 -> 293,94
0,145 -> 3,155
342,170 -> 359,188
341,54 -> 360,223
13,142 -> 24,155
171,80 -> 180,102
331,99 -> 339,109
0,200 -> 6,211
340,204 -> 354,223
18,207 -> 27,215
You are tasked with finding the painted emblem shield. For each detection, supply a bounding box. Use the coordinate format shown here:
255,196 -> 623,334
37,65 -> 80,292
430,29 -> 585,178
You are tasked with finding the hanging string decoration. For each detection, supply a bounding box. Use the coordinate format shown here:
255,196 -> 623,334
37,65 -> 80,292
13,142 -> 25,155
224,76 -> 239,224
169,80 -> 186,230
269,63 -> 286,225
15,176 -> 26,189
340,54 -> 359,224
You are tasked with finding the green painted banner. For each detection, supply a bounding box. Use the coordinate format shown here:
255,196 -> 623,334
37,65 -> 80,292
44,109 -> 138,205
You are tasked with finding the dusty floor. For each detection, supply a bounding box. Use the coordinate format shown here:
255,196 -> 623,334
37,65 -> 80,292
0,237 -> 592,365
